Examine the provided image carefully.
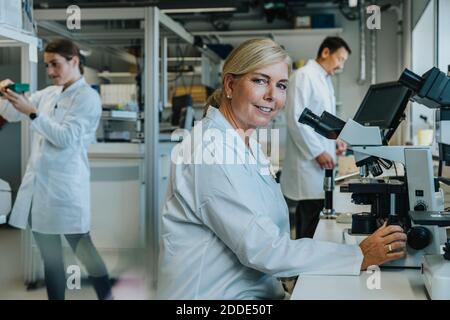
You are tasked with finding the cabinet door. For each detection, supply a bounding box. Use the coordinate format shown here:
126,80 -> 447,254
90,158 -> 142,249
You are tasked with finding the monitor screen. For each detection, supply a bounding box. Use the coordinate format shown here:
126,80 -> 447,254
353,82 -> 411,141
171,94 -> 193,126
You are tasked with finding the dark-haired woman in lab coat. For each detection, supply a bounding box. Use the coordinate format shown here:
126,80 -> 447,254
0,38 -> 112,300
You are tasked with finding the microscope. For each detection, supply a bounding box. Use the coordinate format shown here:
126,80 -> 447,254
399,67 -> 450,299
298,67 -> 450,299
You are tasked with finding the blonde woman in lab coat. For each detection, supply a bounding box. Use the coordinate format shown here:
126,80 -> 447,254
156,39 -> 407,300
0,38 -> 112,300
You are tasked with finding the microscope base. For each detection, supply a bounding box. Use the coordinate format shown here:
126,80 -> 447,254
422,255 -> 450,300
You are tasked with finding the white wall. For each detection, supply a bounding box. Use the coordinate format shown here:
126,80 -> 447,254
329,8 -> 403,121
413,0 -> 432,28
438,0 -> 450,73
408,0 -> 449,146
334,14 -> 368,121
411,0 -> 436,140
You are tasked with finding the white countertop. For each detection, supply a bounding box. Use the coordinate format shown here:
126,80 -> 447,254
292,268 -> 426,300
291,219 -> 428,300
88,142 -> 144,159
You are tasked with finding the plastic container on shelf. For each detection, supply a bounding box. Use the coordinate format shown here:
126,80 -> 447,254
311,14 -> 335,29
292,16 -> 311,29
100,83 -> 139,111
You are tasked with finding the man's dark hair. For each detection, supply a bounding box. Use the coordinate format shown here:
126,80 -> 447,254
317,37 -> 352,58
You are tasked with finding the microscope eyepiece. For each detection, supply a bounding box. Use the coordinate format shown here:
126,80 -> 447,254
299,108 -> 321,127
298,108 -> 346,140
399,68 -> 425,92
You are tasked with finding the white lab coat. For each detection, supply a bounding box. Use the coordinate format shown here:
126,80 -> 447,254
156,106 -> 363,300
0,77 -> 101,234
281,59 -> 337,201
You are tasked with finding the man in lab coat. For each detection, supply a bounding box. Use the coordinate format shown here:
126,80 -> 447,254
281,37 -> 351,239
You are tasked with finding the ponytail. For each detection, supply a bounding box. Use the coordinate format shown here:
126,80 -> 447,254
204,89 -> 223,116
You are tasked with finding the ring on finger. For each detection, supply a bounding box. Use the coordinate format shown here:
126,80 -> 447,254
387,244 -> 393,253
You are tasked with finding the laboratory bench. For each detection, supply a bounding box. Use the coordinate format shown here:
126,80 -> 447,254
287,188 -> 430,300
290,219 -> 428,300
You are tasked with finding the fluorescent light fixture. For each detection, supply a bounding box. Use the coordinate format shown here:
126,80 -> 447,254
161,7 -> 237,13
348,0 -> 358,7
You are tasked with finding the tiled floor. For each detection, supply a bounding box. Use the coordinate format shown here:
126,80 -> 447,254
0,225 -> 155,300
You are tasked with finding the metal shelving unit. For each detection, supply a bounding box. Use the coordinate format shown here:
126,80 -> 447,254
34,6 -> 221,288
101,110 -> 141,121
0,22 -> 40,286
192,27 -> 343,38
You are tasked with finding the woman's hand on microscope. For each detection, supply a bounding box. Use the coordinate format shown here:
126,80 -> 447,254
359,222 -> 407,270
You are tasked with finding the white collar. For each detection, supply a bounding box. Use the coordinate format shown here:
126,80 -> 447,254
205,106 -> 259,148
205,106 -> 270,172
59,76 -> 86,96
307,59 -> 329,78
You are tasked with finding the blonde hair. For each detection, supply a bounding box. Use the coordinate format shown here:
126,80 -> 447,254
205,38 -> 291,113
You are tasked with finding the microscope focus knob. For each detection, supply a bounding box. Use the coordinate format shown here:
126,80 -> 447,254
407,227 -> 432,250
413,202 -> 427,211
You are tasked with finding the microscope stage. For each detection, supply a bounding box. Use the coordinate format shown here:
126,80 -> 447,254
409,211 -> 450,227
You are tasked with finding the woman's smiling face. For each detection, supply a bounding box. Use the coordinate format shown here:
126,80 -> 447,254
224,61 -> 289,131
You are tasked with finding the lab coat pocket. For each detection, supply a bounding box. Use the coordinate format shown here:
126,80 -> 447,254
47,170 -> 82,208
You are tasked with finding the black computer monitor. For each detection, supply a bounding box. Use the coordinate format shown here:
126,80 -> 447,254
171,94 -> 192,126
353,82 -> 412,143
171,94 -> 194,130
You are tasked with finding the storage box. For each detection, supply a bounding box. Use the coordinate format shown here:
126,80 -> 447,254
293,16 -> 311,29
337,155 -> 358,177
100,84 -> 138,110
0,0 -> 22,30
311,14 -> 335,29
170,85 -> 210,105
